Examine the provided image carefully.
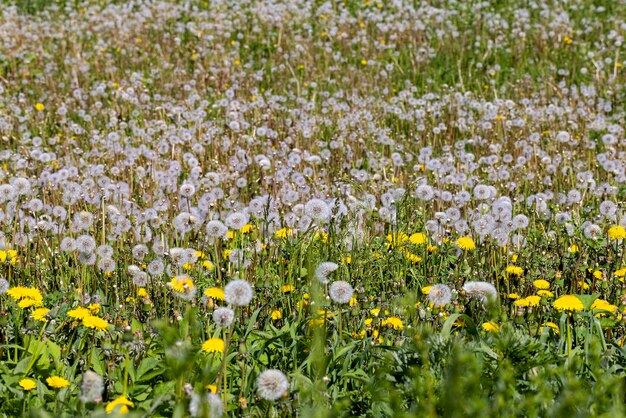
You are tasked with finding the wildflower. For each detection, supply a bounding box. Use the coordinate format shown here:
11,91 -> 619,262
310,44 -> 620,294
506,266 -> 524,276
67,307 -> 92,320
257,369 -> 289,401
409,233 -> 427,245
591,299 -> 618,314
508,293 -> 520,299
31,308 -> 50,321
82,316 -> 109,332
271,310 -> 282,320
329,281 -> 354,304
314,262 -> 338,284
212,307 -> 235,328
553,295 -> 584,312
224,279 -> 253,306
206,384 -> 218,393
456,236 -> 475,250
305,198 -> 331,222
240,224 -> 254,233
204,287 -> 225,301
513,295 -> 541,307
47,376 -> 70,389
421,286 -> 432,295
370,308 -> 380,317
608,226 -> 626,240
537,290 -> 554,298
189,392 -> 223,417
482,322 -> 499,332
403,251 -> 422,263
386,232 -> 409,248
7,286 -> 43,304
381,316 -> 403,330
79,371 -> 104,403
19,378 -> 36,391
543,322 -> 559,334
18,298 -> 43,308
615,268 -> 626,280
533,279 -> 550,290
463,281 -> 498,304
106,395 -> 134,414
169,275 -> 197,301
202,338 -> 225,354
282,284 -> 295,293
427,284 -> 452,307
35,103 -> 45,111
275,228 -> 294,239
568,244 -> 579,253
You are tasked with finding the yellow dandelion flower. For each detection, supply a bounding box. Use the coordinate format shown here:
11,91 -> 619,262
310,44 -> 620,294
270,310 -> 282,320
537,290 -> 554,298
7,286 -> 42,302
35,103 -> 45,111
381,317 -> 403,331
568,244 -> 579,253
18,298 -> 43,309
591,299 -> 618,314
615,267 -> 626,280
482,322 -> 499,332
370,308 -> 381,316
275,228 -> 294,239
204,287 -> 225,301
67,307 -> 91,320
82,315 -> 109,332
240,224 -> 254,233
543,322 -> 559,334
137,288 -> 147,298
202,338 -> 225,354
513,295 -> 541,307
206,384 -> 218,393
386,232 -> 409,247
427,245 -> 438,253
409,233 -> 427,245
46,376 -> 70,389
202,260 -> 215,270
19,378 -> 36,391
106,395 -> 134,414
506,266 -> 524,276
88,303 -> 101,314
533,279 -> 550,290
553,295 -> 584,312
608,225 -> 626,240
421,286 -> 432,295
508,293 -> 520,299
456,236 -> 475,250
577,281 -> 590,290
169,276 -> 194,293
403,251 -> 422,263
31,308 -> 50,321
282,284 -> 295,293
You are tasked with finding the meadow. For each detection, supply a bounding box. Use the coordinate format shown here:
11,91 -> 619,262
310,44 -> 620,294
0,0 -> 626,416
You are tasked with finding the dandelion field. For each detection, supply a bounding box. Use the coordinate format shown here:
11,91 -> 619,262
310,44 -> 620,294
1,0 -> 626,416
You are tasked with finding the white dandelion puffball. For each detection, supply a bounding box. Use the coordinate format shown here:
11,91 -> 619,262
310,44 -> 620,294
224,279 -> 254,306
315,261 -> 339,284
462,281 -> 497,304
329,280 -> 354,304
257,369 -> 289,401
305,198 -> 331,222
428,284 -> 452,308
212,307 -> 235,328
